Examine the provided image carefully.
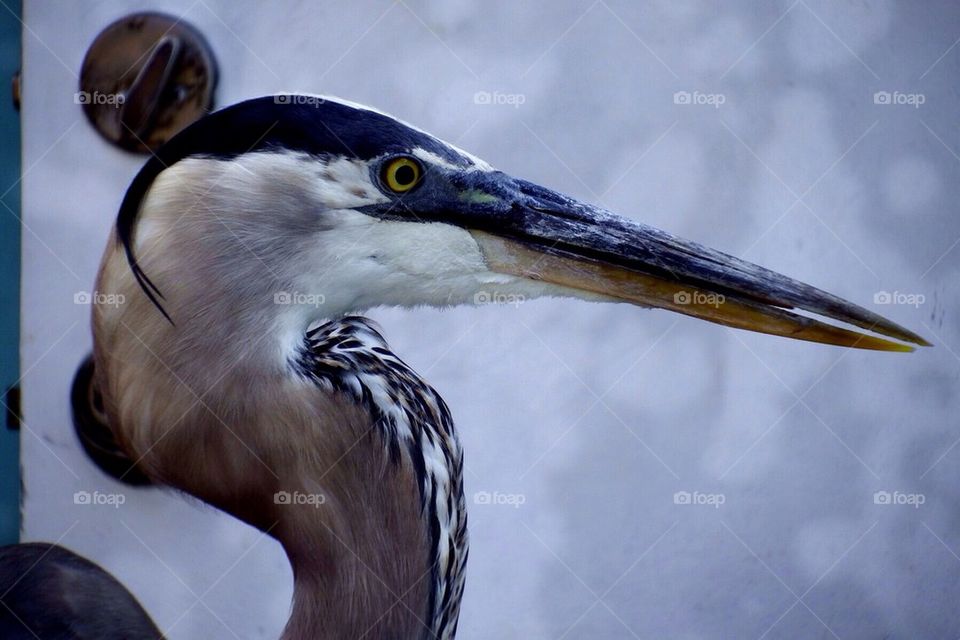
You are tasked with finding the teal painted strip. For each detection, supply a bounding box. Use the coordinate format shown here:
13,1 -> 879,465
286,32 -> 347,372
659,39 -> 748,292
0,1 -> 21,544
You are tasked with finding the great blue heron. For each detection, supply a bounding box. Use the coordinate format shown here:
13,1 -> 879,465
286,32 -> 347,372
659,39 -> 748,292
1,95 -> 927,639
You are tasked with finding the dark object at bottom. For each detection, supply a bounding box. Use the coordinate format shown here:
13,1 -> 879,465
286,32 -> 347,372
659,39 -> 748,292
71,354 -> 152,486
0,542 -> 162,639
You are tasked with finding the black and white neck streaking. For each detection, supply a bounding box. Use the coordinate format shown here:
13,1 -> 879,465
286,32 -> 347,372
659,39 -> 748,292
82,95 -> 926,639
293,316 -> 467,636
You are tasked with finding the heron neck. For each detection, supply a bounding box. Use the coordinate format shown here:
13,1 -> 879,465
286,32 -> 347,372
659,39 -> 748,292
267,407 -> 435,640
175,368 -> 431,640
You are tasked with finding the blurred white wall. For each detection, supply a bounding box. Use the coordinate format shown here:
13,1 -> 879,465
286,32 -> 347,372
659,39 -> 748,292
20,1 -> 959,638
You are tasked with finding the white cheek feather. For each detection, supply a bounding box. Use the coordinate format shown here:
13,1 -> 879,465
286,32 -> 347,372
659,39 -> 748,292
295,208 -> 575,317
297,211 -> 493,311
309,156 -> 390,209
140,152 -> 388,233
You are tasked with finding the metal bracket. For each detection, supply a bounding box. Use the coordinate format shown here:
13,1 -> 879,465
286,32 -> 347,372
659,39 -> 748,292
78,12 -> 218,153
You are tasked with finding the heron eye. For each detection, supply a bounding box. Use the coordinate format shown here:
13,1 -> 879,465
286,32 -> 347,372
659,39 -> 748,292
381,157 -> 422,193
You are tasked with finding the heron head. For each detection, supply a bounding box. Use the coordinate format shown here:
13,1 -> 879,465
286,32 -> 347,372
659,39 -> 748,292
119,95 -> 927,352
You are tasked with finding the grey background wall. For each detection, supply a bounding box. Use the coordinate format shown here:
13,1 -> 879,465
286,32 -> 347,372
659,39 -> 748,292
19,1 -> 960,638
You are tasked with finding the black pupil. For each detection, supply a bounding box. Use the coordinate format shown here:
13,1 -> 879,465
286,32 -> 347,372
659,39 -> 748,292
394,164 -> 416,186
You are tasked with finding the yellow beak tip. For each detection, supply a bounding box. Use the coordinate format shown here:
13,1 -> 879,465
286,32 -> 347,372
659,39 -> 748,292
886,343 -> 916,353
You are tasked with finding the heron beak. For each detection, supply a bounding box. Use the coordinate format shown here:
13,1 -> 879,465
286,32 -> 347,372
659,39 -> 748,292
463,177 -> 929,352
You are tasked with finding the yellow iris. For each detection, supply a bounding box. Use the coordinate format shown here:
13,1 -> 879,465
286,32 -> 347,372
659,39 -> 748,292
382,157 -> 422,193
